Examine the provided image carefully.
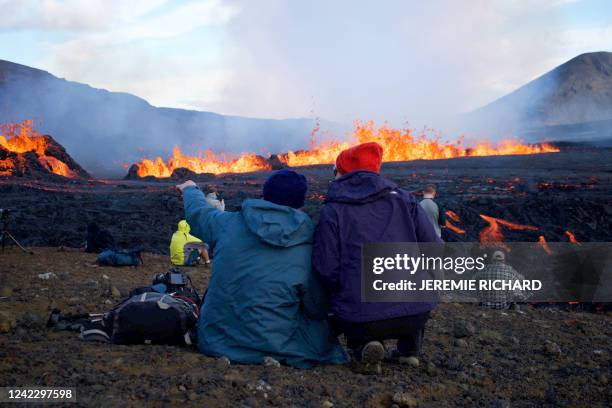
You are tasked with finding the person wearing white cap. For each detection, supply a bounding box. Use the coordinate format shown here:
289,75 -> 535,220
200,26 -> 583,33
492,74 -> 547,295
472,250 -> 527,309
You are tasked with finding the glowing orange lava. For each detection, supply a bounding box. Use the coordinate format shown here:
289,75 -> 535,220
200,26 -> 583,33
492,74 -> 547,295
446,210 -> 461,223
537,235 -> 553,255
445,210 -> 465,234
0,120 -> 76,178
132,121 -> 559,177
565,230 -> 580,245
479,214 -> 538,249
134,146 -> 271,178
279,121 -> 559,168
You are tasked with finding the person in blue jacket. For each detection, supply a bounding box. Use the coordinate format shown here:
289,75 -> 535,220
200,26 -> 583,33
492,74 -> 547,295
176,170 -> 347,368
312,142 -> 442,364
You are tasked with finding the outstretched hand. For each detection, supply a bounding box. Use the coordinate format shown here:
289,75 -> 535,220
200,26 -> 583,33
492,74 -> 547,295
176,180 -> 197,192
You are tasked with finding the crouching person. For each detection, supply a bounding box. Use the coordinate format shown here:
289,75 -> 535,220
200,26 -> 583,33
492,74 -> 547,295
170,220 -> 211,266
313,142 -> 442,366
177,170 -> 348,368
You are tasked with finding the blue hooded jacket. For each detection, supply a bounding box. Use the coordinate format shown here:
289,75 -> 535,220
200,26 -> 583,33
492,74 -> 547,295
312,171 -> 442,323
183,186 -> 348,368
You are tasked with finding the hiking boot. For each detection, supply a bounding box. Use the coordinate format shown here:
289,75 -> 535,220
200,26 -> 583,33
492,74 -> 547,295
360,341 -> 385,364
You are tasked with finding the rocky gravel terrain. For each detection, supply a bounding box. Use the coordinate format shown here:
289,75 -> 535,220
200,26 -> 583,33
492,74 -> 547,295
0,248 -> 610,407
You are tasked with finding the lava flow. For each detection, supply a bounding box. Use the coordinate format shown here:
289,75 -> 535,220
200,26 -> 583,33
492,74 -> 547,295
445,210 -> 466,234
134,146 -> 270,178
479,214 -> 538,249
0,120 -> 77,178
131,121 -> 559,177
537,235 -> 553,255
565,230 -> 580,244
279,121 -> 559,167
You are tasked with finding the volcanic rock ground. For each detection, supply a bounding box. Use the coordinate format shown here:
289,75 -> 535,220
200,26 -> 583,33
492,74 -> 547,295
0,248 -> 610,407
0,149 -> 611,407
1,150 -> 611,253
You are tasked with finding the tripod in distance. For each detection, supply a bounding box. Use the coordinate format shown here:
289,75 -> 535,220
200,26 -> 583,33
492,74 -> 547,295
0,210 -> 30,253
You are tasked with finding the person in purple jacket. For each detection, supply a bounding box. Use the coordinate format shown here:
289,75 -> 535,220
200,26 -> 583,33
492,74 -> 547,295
312,142 -> 442,365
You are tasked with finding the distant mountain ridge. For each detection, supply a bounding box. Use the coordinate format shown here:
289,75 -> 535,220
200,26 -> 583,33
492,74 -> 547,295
0,60 -> 323,177
469,52 -> 612,133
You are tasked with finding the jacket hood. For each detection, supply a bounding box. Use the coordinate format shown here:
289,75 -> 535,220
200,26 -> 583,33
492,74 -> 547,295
177,220 -> 190,233
241,199 -> 314,247
326,171 -> 398,204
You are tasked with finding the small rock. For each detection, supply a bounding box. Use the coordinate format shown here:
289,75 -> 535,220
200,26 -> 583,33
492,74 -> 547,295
104,299 -> 112,305
543,341 -> 562,355
216,356 -> 231,369
263,356 -> 281,368
112,358 -> 124,366
426,362 -> 437,376
110,286 -> 121,299
102,274 -> 110,280
398,356 -> 420,367
454,338 -> 468,348
247,379 -> 271,393
0,287 -> 13,297
38,272 -> 56,280
0,311 -> 16,333
392,392 -> 418,407
178,385 -> 186,392
322,400 -> 334,408
454,320 -> 476,338
510,336 -> 520,345
188,392 -> 198,401
84,279 -> 98,288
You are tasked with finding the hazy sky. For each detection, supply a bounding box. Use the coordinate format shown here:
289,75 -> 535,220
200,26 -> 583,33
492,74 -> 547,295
1,0 -> 611,128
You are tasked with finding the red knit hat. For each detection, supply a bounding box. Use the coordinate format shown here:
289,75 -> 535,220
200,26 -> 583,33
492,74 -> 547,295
335,142 -> 384,174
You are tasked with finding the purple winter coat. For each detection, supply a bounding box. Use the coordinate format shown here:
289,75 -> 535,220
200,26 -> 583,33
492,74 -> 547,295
312,171 -> 442,323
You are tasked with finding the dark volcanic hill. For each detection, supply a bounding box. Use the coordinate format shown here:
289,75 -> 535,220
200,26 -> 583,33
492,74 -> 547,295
0,132 -> 90,179
469,52 -> 612,133
0,60 -> 321,178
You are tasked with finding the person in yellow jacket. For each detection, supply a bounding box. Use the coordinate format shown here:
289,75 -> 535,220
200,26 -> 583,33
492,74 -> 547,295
170,220 -> 210,266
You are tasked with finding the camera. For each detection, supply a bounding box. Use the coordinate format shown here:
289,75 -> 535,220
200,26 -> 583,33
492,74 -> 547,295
150,268 -> 200,305
153,268 -> 188,289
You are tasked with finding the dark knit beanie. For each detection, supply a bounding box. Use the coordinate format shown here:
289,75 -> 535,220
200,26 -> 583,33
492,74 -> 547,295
263,170 -> 308,209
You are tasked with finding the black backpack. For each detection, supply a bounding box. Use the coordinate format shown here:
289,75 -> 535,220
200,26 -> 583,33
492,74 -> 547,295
97,249 -> 143,267
128,285 -> 201,307
105,292 -> 198,346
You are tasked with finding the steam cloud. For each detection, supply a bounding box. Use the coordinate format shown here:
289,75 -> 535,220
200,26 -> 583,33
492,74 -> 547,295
1,0 -> 611,176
